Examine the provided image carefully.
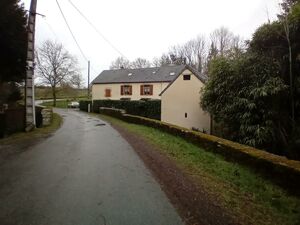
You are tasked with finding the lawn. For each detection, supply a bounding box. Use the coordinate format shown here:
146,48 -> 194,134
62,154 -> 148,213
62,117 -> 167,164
34,87 -> 88,100
41,98 -> 88,108
41,100 -> 69,108
98,114 -> 300,225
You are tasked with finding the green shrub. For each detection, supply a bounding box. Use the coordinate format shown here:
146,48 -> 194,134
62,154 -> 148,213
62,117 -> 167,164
92,100 -> 161,120
79,100 -> 92,112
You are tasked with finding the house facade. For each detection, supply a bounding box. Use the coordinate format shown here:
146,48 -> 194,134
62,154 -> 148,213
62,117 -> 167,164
92,65 -> 186,100
160,66 -> 211,134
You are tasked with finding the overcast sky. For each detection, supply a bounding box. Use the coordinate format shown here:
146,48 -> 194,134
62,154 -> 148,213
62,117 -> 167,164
22,0 -> 281,85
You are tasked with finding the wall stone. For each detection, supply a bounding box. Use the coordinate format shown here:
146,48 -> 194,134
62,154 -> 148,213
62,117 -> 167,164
41,108 -> 53,126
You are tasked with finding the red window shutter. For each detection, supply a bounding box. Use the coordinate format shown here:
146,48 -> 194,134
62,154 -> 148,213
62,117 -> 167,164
129,86 -> 132,95
121,86 -> 124,95
150,85 -> 153,95
105,89 -> 111,97
140,85 -> 144,95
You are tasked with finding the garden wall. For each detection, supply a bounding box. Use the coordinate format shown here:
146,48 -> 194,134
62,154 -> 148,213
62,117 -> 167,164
99,107 -> 300,195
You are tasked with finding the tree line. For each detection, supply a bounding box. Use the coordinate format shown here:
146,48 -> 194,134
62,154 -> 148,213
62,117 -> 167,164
110,26 -> 244,73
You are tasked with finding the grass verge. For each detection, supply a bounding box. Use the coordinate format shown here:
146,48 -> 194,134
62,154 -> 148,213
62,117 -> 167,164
0,113 -> 63,146
98,114 -> 300,225
41,100 -> 69,108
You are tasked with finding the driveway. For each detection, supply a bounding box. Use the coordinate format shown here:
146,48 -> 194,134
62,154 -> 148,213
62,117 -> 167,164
0,109 -> 183,225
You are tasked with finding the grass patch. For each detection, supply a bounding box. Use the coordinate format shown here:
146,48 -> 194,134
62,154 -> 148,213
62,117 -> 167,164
34,87 -> 87,100
0,113 -> 63,145
41,100 -> 69,108
98,114 -> 300,225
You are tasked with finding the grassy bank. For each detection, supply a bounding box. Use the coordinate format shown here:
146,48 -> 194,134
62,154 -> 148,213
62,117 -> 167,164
98,114 -> 300,225
0,113 -> 63,145
34,86 -> 87,100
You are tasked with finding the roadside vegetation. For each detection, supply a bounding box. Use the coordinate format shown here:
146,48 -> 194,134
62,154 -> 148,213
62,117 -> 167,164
41,100 -> 68,108
0,113 -> 62,146
41,99 -> 82,109
98,114 -> 300,225
34,86 -> 87,100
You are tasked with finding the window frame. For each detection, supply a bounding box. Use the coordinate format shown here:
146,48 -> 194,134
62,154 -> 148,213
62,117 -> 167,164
183,74 -> 191,80
121,85 -> 132,96
140,84 -> 153,96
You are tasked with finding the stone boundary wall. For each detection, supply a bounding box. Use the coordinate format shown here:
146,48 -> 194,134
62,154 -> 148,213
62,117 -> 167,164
41,108 -> 53,126
99,107 -> 300,195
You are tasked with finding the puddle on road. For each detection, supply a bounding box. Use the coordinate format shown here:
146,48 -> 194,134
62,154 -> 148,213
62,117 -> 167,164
95,123 -> 106,127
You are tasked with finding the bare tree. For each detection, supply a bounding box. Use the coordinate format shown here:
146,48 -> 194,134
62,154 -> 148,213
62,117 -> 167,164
152,54 -> 172,67
131,57 -> 151,69
36,40 -> 80,106
109,56 -> 131,69
210,26 -> 235,56
168,35 -> 207,73
191,35 -> 207,73
71,73 -> 83,89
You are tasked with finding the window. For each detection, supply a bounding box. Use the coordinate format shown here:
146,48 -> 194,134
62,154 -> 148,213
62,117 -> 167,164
140,85 -> 153,96
121,85 -> 132,95
105,89 -> 111,97
183,75 -> 191,80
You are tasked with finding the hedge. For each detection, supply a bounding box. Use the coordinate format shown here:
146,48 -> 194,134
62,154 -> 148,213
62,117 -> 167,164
79,99 -> 161,120
99,107 -> 300,195
79,100 -> 92,112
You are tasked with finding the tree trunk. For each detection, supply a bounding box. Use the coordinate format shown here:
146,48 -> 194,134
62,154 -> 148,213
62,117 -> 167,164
52,86 -> 56,107
288,43 -> 294,124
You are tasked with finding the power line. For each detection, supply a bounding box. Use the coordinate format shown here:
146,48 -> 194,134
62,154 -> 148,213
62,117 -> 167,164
67,0 -> 128,59
41,17 -> 59,40
41,15 -> 99,76
55,0 -> 89,62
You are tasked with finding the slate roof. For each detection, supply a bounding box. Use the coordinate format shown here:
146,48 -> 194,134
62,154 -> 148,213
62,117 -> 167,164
92,65 -> 187,84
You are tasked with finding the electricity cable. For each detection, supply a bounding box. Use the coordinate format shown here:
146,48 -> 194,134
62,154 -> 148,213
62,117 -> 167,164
55,0 -> 89,62
67,0 -> 128,59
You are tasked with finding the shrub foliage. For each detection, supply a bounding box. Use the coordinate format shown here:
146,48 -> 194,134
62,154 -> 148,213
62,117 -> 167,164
80,100 -> 161,120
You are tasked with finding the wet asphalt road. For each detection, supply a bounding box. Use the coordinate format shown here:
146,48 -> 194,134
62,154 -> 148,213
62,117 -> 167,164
0,109 -> 183,225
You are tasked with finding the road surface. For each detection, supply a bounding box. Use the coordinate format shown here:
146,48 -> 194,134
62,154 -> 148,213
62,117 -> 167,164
0,109 -> 183,225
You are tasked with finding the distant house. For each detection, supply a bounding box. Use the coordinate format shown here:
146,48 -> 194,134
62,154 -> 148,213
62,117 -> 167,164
91,65 -> 186,100
160,66 -> 211,134
92,64 -> 211,134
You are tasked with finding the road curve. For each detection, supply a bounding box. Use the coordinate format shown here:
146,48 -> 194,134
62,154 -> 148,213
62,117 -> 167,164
0,109 -> 183,225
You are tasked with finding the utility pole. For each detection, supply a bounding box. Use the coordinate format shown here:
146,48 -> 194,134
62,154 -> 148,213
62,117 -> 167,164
25,0 -> 37,131
87,61 -> 90,99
